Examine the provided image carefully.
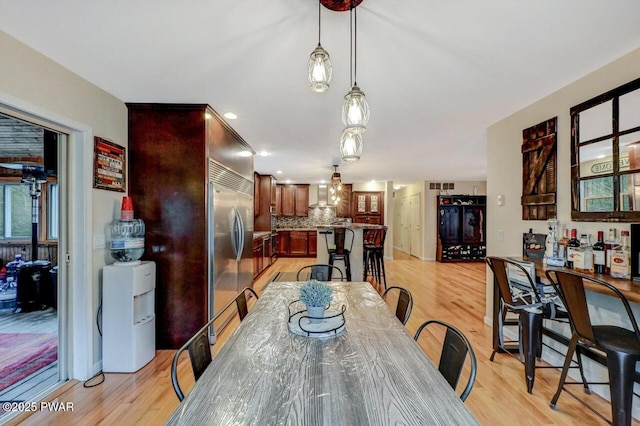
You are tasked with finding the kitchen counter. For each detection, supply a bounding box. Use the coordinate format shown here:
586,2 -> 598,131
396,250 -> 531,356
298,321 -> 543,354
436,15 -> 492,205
275,227 -> 317,231
253,231 -> 272,240
317,223 -> 386,230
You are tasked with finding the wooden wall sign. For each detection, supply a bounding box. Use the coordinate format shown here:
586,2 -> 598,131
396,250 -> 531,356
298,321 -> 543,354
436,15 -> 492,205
522,117 -> 557,220
93,136 -> 126,192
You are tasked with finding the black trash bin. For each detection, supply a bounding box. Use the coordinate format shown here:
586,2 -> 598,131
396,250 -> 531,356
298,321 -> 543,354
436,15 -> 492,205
15,260 -> 52,313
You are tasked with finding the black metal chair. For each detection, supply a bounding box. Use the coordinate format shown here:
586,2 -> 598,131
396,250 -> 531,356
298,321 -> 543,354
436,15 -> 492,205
485,256 -> 586,394
324,227 -> 354,281
171,287 -> 259,401
546,270 -> 640,426
414,319 -> 477,402
363,226 -> 388,289
296,264 -> 345,281
382,286 -> 413,325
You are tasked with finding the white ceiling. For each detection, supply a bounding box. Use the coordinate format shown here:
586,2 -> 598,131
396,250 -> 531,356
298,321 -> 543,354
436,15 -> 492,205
1,0 -> 640,186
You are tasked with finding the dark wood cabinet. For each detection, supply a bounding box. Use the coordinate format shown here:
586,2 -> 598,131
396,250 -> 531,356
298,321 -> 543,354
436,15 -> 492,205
127,103 -> 253,349
277,231 -> 289,255
289,231 -> 308,256
254,172 -> 260,217
254,174 -> 276,232
253,238 -> 263,279
351,191 -> 384,225
436,195 -> 486,262
277,184 -> 309,217
308,232 -> 317,256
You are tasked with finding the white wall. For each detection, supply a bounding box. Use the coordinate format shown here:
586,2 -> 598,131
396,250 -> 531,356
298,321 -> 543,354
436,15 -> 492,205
0,30 -> 128,378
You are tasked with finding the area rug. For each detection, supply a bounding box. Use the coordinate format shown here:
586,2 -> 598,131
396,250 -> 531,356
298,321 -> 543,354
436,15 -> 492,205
0,333 -> 58,392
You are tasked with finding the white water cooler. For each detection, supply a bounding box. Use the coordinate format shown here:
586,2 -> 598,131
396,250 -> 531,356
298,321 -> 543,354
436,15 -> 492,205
103,261 -> 156,372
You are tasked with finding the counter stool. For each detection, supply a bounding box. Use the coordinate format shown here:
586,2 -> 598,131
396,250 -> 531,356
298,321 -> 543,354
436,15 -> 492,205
546,270 -> 640,426
363,227 -> 387,289
324,228 -> 354,281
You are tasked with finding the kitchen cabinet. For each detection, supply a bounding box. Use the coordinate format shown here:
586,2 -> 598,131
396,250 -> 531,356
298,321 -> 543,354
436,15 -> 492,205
254,172 -> 260,217
436,195 -> 486,262
277,184 -> 309,217
127,103 -> 253,348
277,231 -> 289,255
275,185 -> 282,216
253,237 -> 263,279
289,231 -> 308,256
308,232 -> 317,256
254,174 -> 277,232
336,183 -> 352,218
351,191 -> 384,225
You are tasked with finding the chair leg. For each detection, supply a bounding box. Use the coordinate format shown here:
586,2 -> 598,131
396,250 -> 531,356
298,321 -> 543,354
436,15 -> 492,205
344,255 -> 352,281
575,345 -> 591,394
550,333 -> 579,409
378,251 -> 387,289
521,310 -> 542,393
605,350 -> 638,426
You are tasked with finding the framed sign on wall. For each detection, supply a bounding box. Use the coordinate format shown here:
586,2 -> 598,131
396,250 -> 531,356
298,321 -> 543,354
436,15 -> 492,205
93,136 -> 126,192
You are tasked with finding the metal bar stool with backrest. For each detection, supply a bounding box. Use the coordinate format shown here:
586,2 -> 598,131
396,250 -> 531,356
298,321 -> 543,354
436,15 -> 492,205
486,256 -> 587,394
364,227 -> 387,289
324,227 -> 354,281
296,264 -> 345,281
382,286 -> 413,325
546,269 -> 640,426
414,319 -> 477,402
171,287 -> 258,401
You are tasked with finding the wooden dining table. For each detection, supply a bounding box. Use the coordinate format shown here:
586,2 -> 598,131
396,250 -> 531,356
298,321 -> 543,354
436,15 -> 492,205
166,280 -> 479,425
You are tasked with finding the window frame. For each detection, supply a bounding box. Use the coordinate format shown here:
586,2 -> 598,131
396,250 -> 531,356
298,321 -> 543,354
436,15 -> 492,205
571,77 -> 640,222
0,178 -> 58,242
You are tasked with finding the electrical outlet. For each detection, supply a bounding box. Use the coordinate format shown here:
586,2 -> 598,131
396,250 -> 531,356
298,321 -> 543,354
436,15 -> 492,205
94,234 -> 106,249
497,229 -> 504,242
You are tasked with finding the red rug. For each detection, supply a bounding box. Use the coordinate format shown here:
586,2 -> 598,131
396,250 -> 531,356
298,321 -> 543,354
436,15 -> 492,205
0,333 -> 58,393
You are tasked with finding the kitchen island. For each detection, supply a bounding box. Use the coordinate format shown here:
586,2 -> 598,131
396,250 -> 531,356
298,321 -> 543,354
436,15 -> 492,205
316,224 -> 386,282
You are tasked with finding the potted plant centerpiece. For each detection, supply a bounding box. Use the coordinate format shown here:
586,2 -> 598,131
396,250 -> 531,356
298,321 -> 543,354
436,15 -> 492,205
299,279 -> 333,324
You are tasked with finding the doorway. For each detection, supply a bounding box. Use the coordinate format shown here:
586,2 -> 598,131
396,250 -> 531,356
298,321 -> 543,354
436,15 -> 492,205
399,197 -> 410,254
410,193 -> 421,258
0,112 -> 63,410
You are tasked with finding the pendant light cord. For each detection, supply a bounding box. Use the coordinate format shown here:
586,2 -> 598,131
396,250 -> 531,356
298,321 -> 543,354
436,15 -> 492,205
349,4 -> 353,87
318,1 -> 321,45
354,2 -> 357,86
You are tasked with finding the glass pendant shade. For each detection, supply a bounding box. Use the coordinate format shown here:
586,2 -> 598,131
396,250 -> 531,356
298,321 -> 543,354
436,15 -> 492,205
341,85 -> 370,134
308,44 -> 332,93
340,130 -> 363,162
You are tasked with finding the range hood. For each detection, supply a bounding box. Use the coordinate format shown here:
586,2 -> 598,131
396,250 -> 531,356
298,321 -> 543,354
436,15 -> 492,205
310,184 -> 335,208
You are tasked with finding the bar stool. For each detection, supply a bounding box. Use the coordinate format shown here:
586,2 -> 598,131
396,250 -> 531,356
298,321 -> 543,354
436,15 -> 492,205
363,227 -> 387,289
546,270 -> 640,426
324,228 -> 354,281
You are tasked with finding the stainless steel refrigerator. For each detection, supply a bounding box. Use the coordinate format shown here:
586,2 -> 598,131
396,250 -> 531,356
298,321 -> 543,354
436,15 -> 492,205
207,159 -> 253,337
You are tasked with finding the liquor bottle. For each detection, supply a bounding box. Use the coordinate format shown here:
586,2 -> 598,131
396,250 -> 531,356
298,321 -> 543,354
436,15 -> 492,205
566,229 -> 580,269
610,230 -> 631,279
604,228 -> 618,275
574,234 -> 593,272
593,231 -> 606,274
558,228 -> 570,263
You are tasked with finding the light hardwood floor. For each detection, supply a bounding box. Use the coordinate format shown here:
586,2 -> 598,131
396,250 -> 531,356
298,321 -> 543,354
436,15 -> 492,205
8,253 -> 638,425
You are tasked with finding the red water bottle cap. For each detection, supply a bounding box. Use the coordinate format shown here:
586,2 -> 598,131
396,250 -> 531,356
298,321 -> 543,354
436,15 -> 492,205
121,196 -> 134,220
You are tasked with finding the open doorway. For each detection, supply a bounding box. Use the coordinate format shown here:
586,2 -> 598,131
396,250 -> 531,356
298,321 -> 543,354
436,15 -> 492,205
0,112 -> 62,411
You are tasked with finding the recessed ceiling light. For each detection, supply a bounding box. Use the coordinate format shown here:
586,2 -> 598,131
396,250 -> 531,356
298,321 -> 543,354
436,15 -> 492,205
224,112 -> 238,120
285,179 -> 291,184
393,185 -> 401,190
238,150 -> 253,157
320,179 -> 325,184
258,151 -> 269,157
276,170 -> 283,174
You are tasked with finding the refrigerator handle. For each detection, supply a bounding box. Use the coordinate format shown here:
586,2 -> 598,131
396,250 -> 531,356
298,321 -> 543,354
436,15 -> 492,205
235,210 -> 244,262
231,208 -> 239,259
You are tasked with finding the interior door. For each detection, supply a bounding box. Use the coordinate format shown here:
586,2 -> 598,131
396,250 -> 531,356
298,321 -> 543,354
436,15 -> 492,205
410,194 -> 421,258
400,197 -> 410,254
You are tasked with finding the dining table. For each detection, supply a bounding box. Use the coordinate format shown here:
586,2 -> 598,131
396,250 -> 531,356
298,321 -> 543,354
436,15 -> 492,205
166,280 -> 479,425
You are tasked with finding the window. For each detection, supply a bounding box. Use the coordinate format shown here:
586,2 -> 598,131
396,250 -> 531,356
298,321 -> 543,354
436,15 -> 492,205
1,183 -> 31,239
571,77 -> 640,221
48,183 -> 59,240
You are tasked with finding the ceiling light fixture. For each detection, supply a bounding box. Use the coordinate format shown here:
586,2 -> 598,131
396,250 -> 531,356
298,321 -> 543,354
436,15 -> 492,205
308,1 -> 332,93
341,0 -> 369,135
340,131 -> 363,162
329,164 -> 342,205
224,112 -> 237,120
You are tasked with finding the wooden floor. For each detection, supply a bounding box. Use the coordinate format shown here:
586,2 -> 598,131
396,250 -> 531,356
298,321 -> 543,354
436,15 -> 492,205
8,253 -> 638,425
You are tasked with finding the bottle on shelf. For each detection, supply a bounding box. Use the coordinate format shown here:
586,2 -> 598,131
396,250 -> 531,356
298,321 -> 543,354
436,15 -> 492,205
573,233 -> 593,272
566,229 -> 580,269
610,230 -> 631,279
558,228 -> 570,264
593,231 -> 606,274
604,228 -> 618,275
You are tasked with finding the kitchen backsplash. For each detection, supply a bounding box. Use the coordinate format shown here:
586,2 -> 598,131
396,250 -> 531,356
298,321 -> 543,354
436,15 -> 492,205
275,208 -> 338,228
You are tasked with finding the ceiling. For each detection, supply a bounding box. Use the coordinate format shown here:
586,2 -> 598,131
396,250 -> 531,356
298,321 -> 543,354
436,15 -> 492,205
1,1 -> 640,186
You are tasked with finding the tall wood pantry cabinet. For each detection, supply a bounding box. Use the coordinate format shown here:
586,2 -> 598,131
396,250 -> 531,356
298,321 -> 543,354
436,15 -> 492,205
436,195 -> 486,262
127,103 -> 254,349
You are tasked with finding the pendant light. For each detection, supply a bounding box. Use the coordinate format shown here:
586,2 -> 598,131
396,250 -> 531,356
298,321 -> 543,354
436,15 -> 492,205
308,1 -> 332,93
341,1 -> 369,134
329,165 -> 342,205
340,130 -> 363,162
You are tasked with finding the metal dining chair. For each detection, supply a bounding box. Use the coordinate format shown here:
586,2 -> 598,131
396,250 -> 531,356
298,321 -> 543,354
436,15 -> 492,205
382,286 -> 413,325
414,319 -> 477,402
171,287 -> 258,401
296,264 -> 345,281
546,270 -> 640,426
